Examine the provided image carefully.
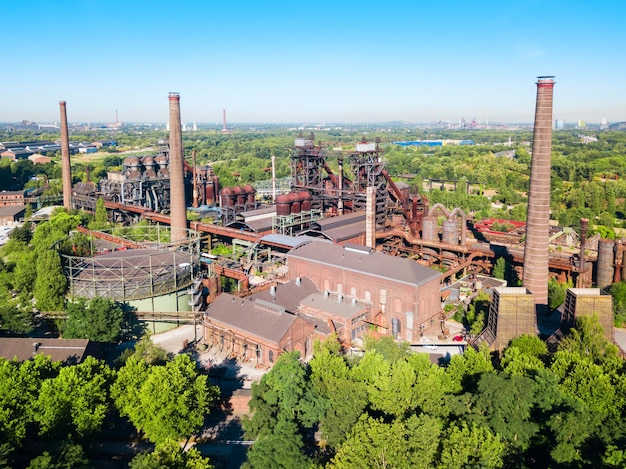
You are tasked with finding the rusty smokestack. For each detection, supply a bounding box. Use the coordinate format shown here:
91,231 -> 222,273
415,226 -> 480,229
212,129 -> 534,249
366,186 -> 376,248
192,150 -> 198,208
522,76 -> 555,313
168,92 -> 187,242
59,101 -> 72,210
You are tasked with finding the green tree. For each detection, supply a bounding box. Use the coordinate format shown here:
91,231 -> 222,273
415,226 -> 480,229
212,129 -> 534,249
243,417 -> 311,469
308,347 -> 367,448
492,256 -> 506,280
608,281 -> 626,326
88,197 -> 108,230
0,355 -> 60,446
131,438 -> 213,469
438,421 -> 505,469
63,297 -> 125,343
34,249 -> 66,311
330,414 -> 442,469
27,441 -> 89,469
113,354 -> 218,444
34,356 -> 114,438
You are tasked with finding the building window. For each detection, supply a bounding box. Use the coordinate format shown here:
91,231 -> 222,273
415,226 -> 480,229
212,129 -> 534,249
269,350 -> 274,363
350,286 -> 357,297
365,290 -> 371,301
337,283 -> 343,294
406,312 -> 414,342
323,279 -> 330,291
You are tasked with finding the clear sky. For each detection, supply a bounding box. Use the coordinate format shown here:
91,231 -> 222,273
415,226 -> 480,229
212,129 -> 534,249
3,1 -> 624,125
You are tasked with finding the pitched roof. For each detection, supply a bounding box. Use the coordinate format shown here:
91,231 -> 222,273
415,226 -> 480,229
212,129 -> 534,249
205,294 -> 298,344
0,338 -> 97,364
287,241 -> 441,287
250,277 -> 319,313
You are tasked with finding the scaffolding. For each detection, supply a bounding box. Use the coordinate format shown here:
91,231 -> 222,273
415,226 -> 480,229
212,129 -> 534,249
61,226 -> 201,302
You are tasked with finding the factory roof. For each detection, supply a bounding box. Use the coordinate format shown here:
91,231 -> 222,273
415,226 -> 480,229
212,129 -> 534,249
205,294 -> 299,344
0,205 -> 26,217
0,338 -> 99,364
304,212 -> 366,242
287,241 -> 441,287
300,291 -> 369,319
260,233 -> 330,250
251,277 -> 319,313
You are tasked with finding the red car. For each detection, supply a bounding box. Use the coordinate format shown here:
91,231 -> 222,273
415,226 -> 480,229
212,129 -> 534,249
452,335 -> 464,342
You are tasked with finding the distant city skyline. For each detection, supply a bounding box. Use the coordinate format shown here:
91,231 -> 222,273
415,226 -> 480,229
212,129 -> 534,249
3,1 -> 625,125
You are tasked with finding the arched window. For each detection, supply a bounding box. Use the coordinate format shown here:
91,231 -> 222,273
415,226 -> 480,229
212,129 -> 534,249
365,290 -> 371,301
350,286 -> 357,297
268,349 -> 274,363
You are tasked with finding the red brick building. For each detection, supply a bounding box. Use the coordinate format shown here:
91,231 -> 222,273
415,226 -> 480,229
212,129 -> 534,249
203,293 -> 317,367
286,241 -> 442,341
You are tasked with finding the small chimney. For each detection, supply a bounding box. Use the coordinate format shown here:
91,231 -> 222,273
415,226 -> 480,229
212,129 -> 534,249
337,294 -> 343,303
296,277 -> 301,286
270,285 -> 276,296
323,290 -> 329,299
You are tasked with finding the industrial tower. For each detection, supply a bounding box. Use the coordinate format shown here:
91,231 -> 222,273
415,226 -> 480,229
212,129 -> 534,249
522,76 -> 555,313
168,92 -> 188,242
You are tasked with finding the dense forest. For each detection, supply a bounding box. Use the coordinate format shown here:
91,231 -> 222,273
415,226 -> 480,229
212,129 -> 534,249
243,323 -> 626,469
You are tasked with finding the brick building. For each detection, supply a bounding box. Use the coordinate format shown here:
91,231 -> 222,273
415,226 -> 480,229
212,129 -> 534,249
0,190 -> 25,207
286,241 -> 442,341
203,293 -> 317,367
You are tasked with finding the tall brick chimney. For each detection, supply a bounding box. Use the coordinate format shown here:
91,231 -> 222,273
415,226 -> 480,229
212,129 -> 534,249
59,101 -> 72,210
168,92 -> 187,242
522,77 -> 555,314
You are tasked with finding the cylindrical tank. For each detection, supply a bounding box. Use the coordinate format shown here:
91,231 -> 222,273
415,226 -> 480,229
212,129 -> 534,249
233,186 -> 246,205
442,219 -> 459,245
220,187 -> 234,207
596,238 -> 615,289
243,184 -> 256,205
299,190 -> 311,211
276,193 -> 291,216
421,216 -> 437,242
211,176 -> 220,205
289,192 -> 301,214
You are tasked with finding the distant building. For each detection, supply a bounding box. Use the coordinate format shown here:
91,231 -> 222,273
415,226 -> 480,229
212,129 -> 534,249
0,338 -> 100,364
0,205 -> 26,225
0,191 -> 26,207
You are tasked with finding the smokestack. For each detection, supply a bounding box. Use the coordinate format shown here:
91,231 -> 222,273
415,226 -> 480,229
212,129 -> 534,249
522,76 -> 555,314
168,92 -> 188,242
59,101 -> 72,210
366,186 -> 376,248
192,150 -> 199,208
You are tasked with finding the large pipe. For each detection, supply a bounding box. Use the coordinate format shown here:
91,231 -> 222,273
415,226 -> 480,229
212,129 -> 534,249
59,101 -> 72,210
168,92 -> 187,242
522,77 -> 555,314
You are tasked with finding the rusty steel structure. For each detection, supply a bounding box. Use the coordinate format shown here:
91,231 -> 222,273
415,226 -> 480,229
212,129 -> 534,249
522,76 -> 555,313
59,101 -> 72,211
168,92 -> 188,242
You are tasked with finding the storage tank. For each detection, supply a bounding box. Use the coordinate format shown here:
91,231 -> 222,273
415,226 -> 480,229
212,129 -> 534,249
299,190 -> 311,211
243,184 -> 256,205
233,186 -> 246,205
442,219 -> 459,245
596,238 -> 615,289
276,193 -> 291,216
290,192 -> 301,214
421,216 -> 437,242
220,187 -> 234,207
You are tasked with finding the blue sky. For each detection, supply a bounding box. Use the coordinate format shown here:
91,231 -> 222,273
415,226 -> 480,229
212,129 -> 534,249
3,1 -> 624,124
